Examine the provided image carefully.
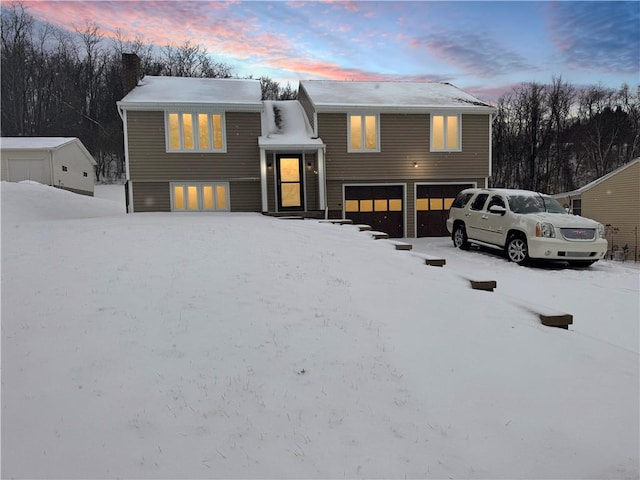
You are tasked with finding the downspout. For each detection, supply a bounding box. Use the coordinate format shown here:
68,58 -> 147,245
259,148 -> 268,212
117,104 -> 133,213
49,149 -> 55,186
488,111 -> 497,188
318,145 -> 328,219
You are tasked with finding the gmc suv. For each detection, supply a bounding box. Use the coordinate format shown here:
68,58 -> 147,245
446,188 -> 608,266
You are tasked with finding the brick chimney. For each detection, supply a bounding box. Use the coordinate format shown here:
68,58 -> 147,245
122,53 -> 141,95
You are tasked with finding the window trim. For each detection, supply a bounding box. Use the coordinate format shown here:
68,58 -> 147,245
170,182 -> 230,212
165,111 -> 227,153
430,113 -> 462,152
347,112 -> 380,153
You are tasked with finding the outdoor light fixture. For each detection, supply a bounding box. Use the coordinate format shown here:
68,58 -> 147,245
413,162 -> 418,168
267,162 -> 272,169
307,162 -> 313,169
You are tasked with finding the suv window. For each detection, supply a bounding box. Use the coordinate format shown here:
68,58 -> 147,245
451,192 -> 474,209
470,193 -> 488,211
487,195 -> 506,211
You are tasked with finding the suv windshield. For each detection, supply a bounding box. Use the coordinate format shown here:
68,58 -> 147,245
507,194 -> 566,214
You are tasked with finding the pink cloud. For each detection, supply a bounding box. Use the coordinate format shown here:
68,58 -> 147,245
21,1 -> 449,85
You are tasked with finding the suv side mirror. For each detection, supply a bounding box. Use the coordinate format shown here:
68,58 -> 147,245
489,205 -> 507,215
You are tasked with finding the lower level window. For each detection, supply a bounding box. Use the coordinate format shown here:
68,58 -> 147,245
171,182 -> 229,211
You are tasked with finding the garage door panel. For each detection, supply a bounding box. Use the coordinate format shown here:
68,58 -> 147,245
416,183 -> 473,237
8,159 -> 46,184
344,185 -> 404,238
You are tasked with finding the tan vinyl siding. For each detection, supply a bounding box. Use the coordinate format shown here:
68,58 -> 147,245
132,182 -> 171,212
297,86 -> 315,132
319,113 -> 490,180
305,155 -> 320,210
127,110 -> 261,181
583,161 -> 640,261
229,180 -> 261,211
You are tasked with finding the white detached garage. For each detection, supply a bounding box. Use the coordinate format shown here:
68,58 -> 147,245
1,137 -> 96,196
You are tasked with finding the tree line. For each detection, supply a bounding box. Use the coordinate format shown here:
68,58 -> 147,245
0,2 -> 295,182
2,1 -> 638,191
492,77 -> 639,193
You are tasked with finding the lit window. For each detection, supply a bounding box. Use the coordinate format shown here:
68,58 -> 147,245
198,114 -> 210,150
388,199 -> 402,211
171,182 -> 230,211
374,199 -> 387,211
360,199 -> 374,212
166,112 -> 225,152
348,114 -> 379,152
431,114 -> 461,151
345,200 -> 359,212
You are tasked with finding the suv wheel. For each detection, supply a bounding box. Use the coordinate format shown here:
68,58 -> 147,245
506,234 -> 529,265
452,223 -> 470,250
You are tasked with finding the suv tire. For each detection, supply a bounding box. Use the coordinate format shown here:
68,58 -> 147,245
506,233 -> 529,265
452,223 -> 470,250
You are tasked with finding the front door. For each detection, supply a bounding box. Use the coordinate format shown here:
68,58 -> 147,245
277,155 -> 304,211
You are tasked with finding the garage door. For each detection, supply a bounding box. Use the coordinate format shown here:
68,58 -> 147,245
8,159 -> 46,184
344,185 -> 404,238
416,184 -> 473,237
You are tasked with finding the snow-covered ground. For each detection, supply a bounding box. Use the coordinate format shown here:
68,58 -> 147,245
2,182 -> 638,479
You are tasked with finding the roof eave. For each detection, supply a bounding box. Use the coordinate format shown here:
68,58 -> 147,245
313,104 -> 496,114
116,101 -> 263,112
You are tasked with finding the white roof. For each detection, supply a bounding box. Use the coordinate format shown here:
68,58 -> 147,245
300,80 -> 495,112
118,76 -> 262,110
553,158 -> 640,198
1,137 -> 97,166
258,100 -> 324,150
1,137 -> 77,150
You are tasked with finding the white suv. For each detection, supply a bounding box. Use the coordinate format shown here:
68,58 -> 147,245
446,188 -> 607,266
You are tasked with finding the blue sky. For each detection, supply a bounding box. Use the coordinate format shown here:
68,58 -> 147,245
23,1 -> 640,101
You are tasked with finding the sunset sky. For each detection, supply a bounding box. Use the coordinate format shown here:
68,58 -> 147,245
19,1 -> 640,101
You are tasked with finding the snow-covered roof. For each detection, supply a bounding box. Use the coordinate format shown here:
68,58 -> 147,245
117,76 -> 262,111
300,80 -> 495,113
258,100 -> 324,150
1,137 -> 78,150
553,158 -> 640,198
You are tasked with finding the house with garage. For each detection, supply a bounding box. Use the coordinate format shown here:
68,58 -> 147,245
117,63 -> 495,237
0,137 -> 96,196
297,80 -> 495,237
553,158 -> 639,261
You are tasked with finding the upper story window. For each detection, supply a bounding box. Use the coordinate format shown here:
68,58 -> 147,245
348,113 -> 379,152
431,114 -> 461,152
166,112 -> 225,152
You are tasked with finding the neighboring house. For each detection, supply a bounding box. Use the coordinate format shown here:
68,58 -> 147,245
553,158 -> 640,261
0,137 -> 96,196
117,67 -> 495,238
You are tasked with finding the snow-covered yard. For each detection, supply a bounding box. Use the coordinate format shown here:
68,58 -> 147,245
2,182 -> 638,479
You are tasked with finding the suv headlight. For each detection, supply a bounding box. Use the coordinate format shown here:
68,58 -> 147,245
597,224 -> 605,239
536,222 -> 555,238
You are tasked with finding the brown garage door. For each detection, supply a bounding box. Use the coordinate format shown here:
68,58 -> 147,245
344,185 -> 404,238
416,184 -> 473,237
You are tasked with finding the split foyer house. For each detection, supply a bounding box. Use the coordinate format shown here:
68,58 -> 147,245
117,72 -> 496,238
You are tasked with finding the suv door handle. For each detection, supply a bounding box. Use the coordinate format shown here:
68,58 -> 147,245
481,215 -> 488,220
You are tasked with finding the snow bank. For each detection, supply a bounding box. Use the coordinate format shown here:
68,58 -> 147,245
2,182 -> 638,479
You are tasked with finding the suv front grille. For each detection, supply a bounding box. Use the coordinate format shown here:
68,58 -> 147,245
560,228 -> 596,241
